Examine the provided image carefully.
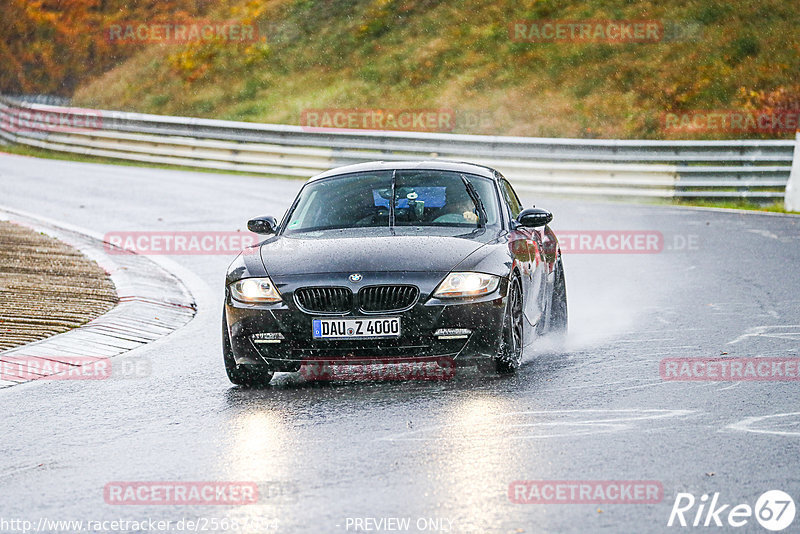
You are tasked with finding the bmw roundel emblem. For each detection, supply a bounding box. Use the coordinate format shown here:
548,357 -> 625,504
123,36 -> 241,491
349,273 -> 363,283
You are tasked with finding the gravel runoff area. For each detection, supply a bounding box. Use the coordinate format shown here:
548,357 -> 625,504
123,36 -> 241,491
0,220 -> 118,351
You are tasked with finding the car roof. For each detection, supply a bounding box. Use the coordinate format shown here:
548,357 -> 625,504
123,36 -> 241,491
308,160 -> 499,183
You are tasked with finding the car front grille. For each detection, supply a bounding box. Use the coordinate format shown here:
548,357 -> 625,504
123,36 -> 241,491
295,287 -> 352,313
358,285 -> 419,313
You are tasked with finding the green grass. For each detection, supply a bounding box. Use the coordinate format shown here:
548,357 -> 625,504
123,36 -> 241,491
70,0 -> 799,140
671,198 -> 798,214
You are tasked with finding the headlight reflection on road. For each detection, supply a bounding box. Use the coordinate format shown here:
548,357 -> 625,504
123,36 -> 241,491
426,395 -> 521,531
441,395 -> 517,441
228,410 -> 289,478
220,408 -> 296,530
219,406 -> 298,531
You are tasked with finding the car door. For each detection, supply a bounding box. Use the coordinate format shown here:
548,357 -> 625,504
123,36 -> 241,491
499,177 -> 547,333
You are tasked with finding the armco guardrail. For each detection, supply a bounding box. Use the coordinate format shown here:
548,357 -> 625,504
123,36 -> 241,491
4,94 -> 72,106
0,96 -> 797,200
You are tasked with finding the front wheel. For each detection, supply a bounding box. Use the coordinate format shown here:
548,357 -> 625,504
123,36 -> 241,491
547,259 -> 568,336
222,311 -> 274,386
494,277 -> 524,374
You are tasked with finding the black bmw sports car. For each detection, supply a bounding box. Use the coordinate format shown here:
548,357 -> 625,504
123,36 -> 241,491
223,161 -> 567,385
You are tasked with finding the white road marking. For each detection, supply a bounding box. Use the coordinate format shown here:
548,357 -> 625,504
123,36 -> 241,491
617,338 -> 676,343
747,228 -> 779,240
378,409 -> 695,441
727,413 -> 800,437
728,325 -> 800,345
616,380 -> 673,392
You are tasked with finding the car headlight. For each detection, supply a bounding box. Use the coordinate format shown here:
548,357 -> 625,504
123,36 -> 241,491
229,277 -> 282,303
433,272 -> 500,299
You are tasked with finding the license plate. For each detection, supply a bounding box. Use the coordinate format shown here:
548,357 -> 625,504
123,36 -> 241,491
312,317 -> 401,339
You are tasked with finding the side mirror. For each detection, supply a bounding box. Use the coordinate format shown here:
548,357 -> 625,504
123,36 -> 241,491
516,208 -> 553,228
247,215 -> 278,235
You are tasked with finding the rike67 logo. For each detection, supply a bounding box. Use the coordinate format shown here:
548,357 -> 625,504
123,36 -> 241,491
668,490 -> 796,531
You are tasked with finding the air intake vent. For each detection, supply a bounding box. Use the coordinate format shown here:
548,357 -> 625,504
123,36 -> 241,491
295,287 -> 352,313
358,285 -> 419,313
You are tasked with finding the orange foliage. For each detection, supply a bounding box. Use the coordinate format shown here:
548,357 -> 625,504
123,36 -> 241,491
737,86 -> 800,113
0,0 -> 213,95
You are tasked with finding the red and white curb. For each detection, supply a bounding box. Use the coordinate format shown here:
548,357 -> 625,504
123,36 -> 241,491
0,207 -> 198,387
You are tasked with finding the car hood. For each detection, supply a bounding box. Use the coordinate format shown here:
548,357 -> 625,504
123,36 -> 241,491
259,227 -> 497,277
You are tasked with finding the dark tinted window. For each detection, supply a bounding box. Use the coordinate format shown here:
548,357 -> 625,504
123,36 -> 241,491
282,170 -> 500,234
501,179 -> 523,218
392,171 -> 499,228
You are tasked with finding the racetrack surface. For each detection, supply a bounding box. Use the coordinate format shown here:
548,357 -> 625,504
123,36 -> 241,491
1,153 -> 799,533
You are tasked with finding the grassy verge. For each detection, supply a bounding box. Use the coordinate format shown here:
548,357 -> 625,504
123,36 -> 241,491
670,198 -> 798,214
71,0 -> 800,141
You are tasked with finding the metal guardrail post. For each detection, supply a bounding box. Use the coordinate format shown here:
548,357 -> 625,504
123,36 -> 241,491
785,131 -> 800,212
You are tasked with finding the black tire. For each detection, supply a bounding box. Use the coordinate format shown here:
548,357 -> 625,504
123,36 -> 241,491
494,277 -> 524,374
548,259 -> 568,336
222,311 -> 274,386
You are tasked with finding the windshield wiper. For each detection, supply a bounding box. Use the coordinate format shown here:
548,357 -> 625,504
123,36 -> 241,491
461,174 -> 487,228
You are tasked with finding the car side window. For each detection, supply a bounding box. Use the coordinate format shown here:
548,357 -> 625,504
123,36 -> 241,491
500,179 -> 523,218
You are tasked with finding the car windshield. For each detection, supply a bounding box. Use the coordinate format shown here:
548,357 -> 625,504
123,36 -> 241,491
282,170 -> 500,234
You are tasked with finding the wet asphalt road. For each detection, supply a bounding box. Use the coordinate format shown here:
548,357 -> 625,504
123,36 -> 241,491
1,153 -> 800,533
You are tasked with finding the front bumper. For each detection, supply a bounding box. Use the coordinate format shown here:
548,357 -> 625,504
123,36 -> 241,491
224,278 -> 508,372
